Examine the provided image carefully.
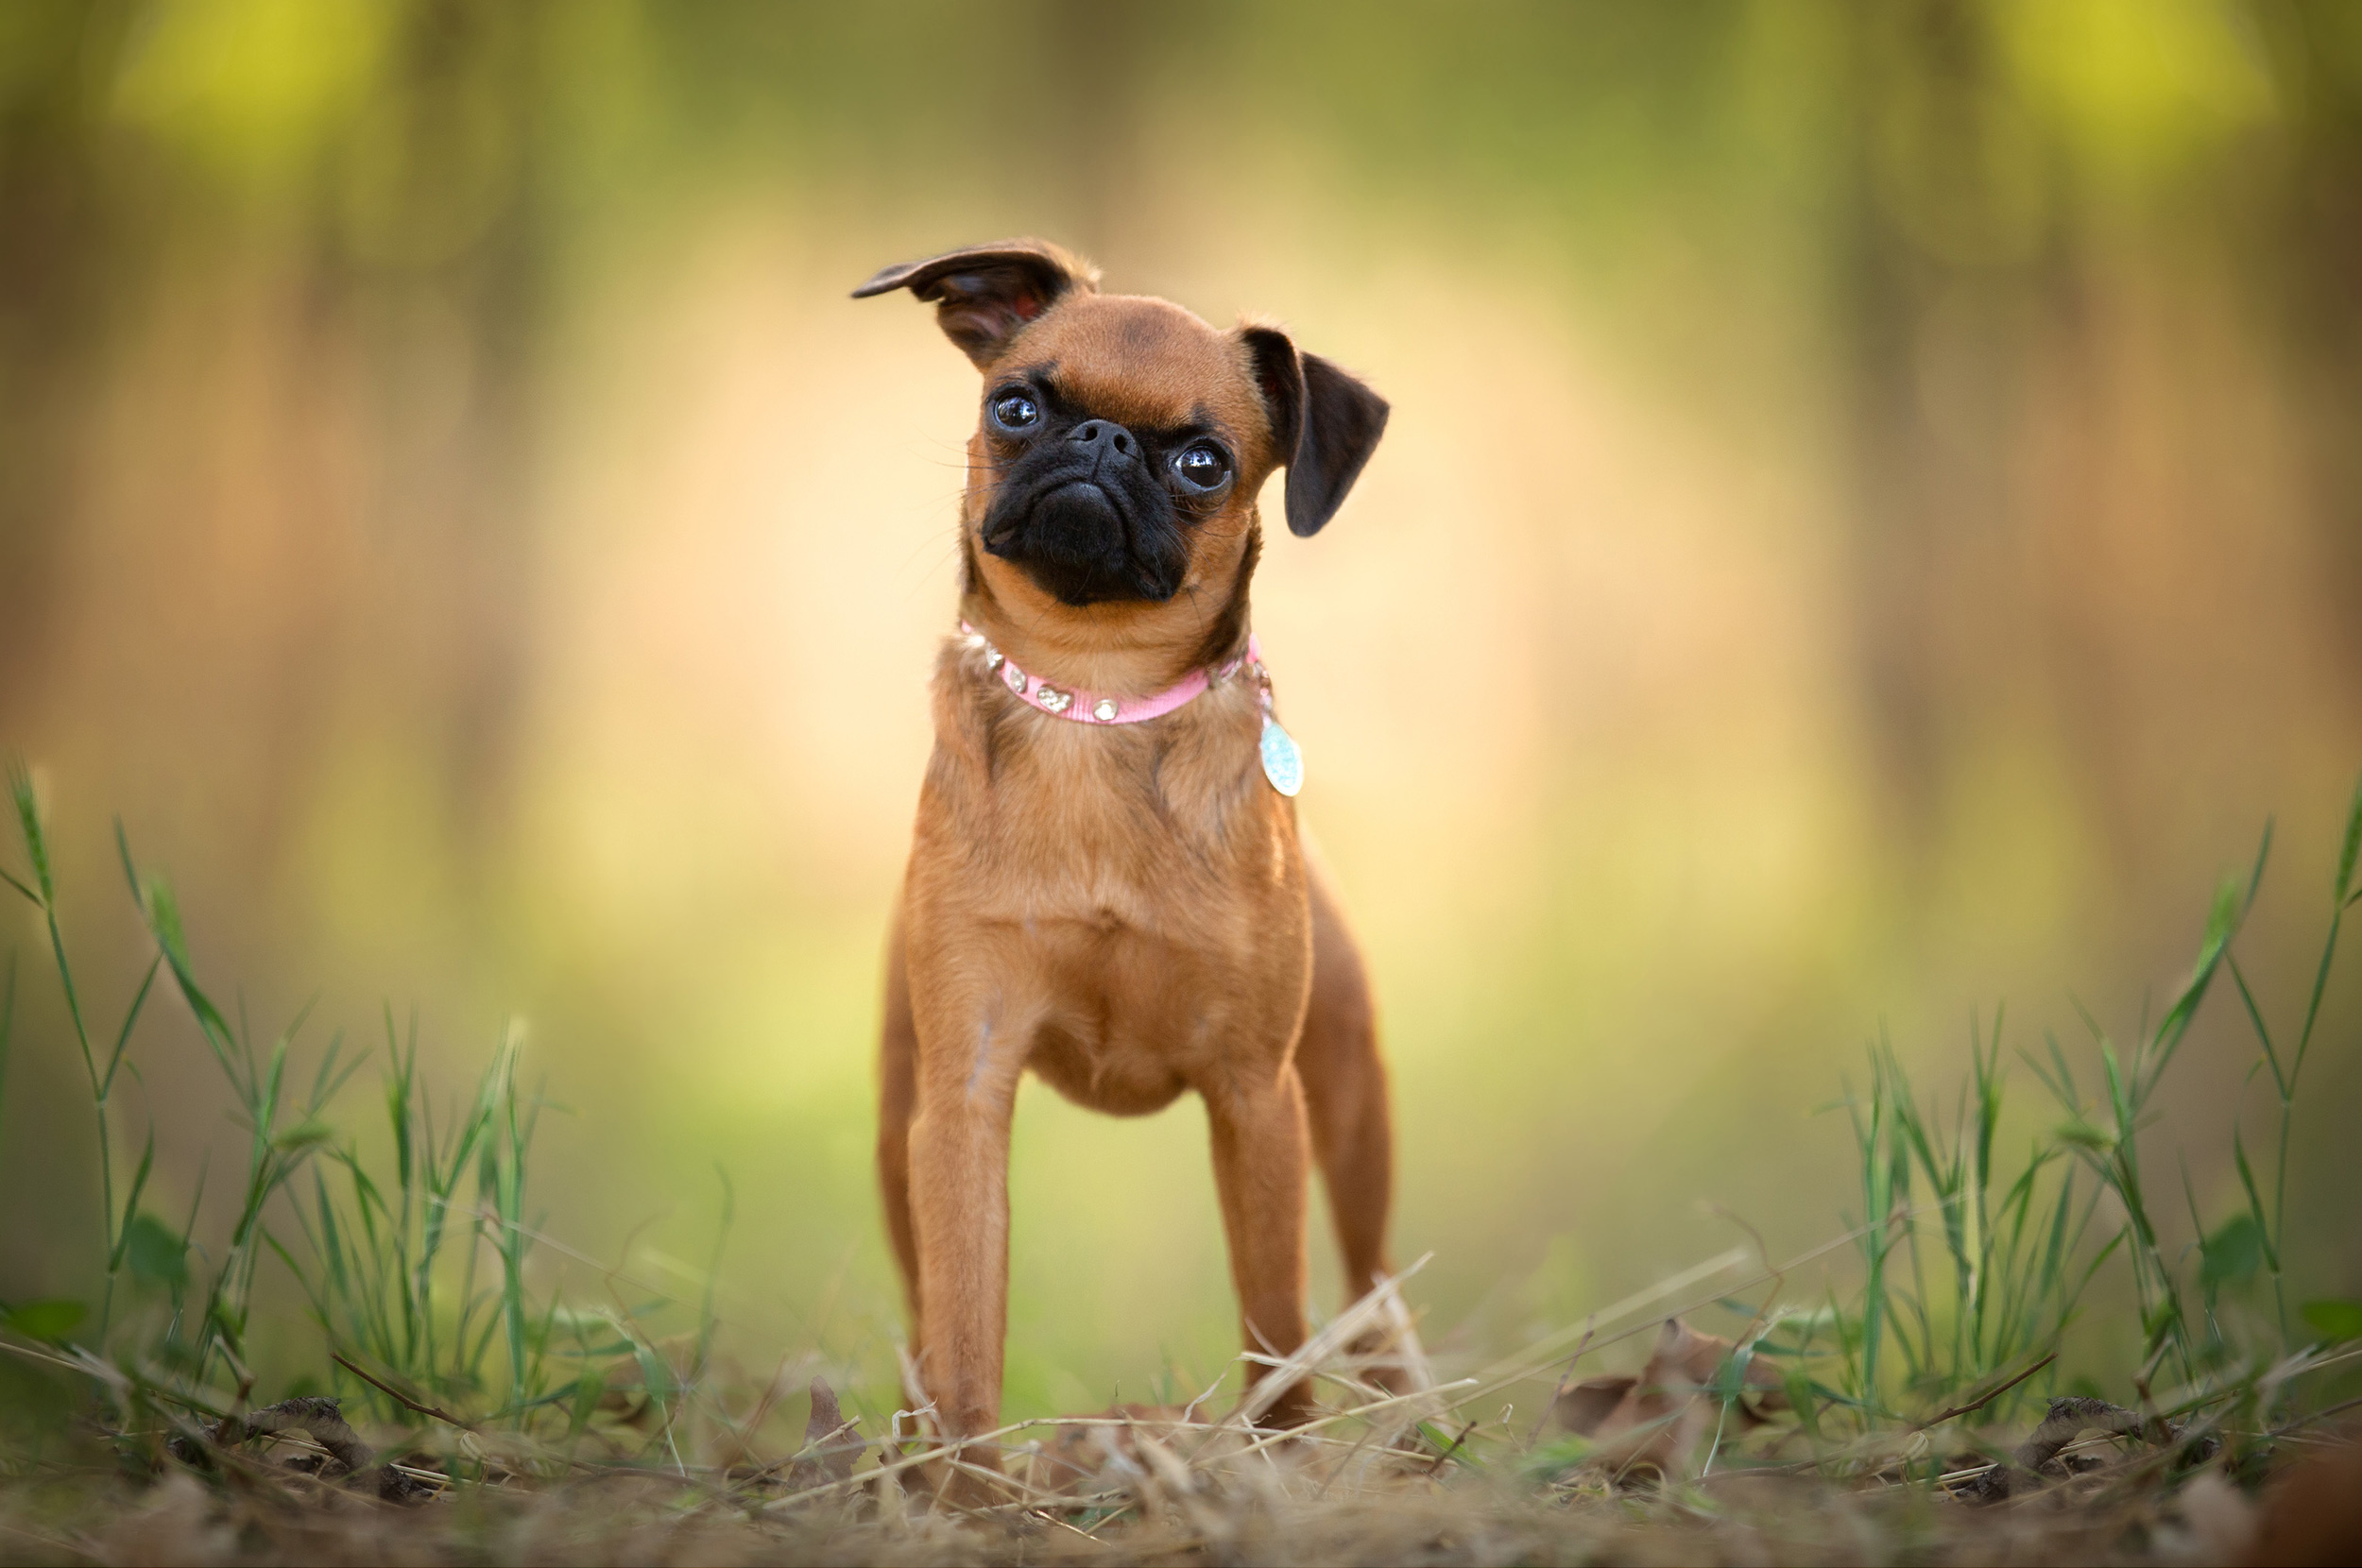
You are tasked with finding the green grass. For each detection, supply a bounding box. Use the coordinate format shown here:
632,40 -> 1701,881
3,761 -> 2360,1561
0,765 -> 725,1467
1723,781 -> 2362,1480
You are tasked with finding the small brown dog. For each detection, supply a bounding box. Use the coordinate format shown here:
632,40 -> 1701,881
857,240 -> 1395,1471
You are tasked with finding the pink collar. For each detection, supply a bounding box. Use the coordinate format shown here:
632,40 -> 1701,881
959,621 -> 1260,724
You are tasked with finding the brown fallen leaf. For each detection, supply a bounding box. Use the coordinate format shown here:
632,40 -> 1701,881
784,1376 -> 867,1491
1024,1404 -> 1199,1496
1950,1395 -> 2155,1502
1549,1317 -> 1787,1481
167,1393 -> 437,1501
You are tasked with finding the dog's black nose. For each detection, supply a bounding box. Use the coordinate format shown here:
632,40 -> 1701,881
1069,419 -> 1138,466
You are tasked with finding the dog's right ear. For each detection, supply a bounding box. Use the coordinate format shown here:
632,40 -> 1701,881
852,239 -> 1099,368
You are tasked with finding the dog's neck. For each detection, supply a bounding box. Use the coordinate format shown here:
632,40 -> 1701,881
954,590 -> 1252,699
958,617 -> 1259,726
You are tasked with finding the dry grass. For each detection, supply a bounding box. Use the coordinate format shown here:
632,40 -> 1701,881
4,1370 -> 2343,1559
7,775 -> 2362,1565
5,1261 -> 2357,1565
0,1470 -> 2274,1567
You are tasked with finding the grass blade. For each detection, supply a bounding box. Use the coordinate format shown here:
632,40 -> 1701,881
0,952 -> 14,1158
2335,773 -> 2362,908
108,1129 -> 157,1272
101,955 -> 162,1099
2142,873 -> 2242,1093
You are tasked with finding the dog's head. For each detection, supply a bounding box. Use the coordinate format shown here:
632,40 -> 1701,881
855,239 -> 1387,628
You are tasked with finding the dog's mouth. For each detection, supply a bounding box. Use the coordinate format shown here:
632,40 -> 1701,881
982,480 -> 1187,606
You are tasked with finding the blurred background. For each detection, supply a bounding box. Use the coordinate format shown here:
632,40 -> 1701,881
3,0 -> 2358,1419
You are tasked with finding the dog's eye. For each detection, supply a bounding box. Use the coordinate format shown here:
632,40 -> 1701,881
989,392 -> 1039,434
1172,442 -> 1230,492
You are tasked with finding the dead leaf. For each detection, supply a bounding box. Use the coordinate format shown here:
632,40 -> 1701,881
1552,1374 -> 1637,1438
169,1393 -> 437,1502
1953,1395 -> 2199,1503
1549,1317 -> 1788,1481
1025,1404 -> 1197,1496
784,1376 -> 866,1491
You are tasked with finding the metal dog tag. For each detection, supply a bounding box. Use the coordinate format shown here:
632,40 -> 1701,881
1259,716 -> 1304,797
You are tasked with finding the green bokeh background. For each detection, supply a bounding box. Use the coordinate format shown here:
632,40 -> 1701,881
3,0 -> 2359,1423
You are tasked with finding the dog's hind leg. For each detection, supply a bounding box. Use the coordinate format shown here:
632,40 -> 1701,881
1296,864 -> 1428,1397
1296,864 -> 1395,1304
877,912 -> 923,1337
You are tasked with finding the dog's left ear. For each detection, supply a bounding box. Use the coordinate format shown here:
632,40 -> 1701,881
852,238 -> 1100,368
1241,326 -> 1390,537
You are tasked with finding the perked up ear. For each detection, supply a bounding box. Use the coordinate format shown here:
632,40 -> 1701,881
1241,326 -> 1390,537
851,238 -> 1100,368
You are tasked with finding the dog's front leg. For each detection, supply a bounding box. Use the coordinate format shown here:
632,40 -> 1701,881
903,987 -> 1031,1483
1205,1063 -> 1314,1425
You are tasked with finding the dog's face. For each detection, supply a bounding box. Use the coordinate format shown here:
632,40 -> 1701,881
856,240 -> 1388,628
968,298 -> 1260,607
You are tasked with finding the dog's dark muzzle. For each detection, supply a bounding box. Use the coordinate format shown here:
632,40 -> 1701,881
981,419 -> 1188,605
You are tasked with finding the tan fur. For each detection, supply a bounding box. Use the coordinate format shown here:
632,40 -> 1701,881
872,273 -> 1395,1490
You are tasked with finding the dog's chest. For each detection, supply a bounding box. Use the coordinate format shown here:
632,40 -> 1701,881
967,725 -> 1281,938
915,688 -> 1311,1087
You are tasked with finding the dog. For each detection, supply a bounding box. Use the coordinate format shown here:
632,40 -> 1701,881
856,239 -> 1395,1479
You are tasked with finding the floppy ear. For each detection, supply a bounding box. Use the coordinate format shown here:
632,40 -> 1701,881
851,238 -> 1100,368
1242,326 -> 1390,537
